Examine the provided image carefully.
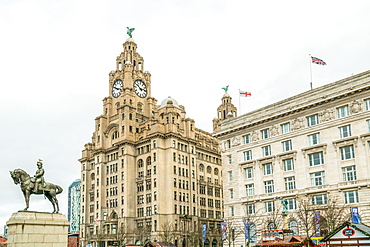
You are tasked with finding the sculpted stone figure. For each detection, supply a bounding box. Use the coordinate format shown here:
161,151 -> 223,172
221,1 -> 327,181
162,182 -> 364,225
127,27 -> 135,38
30,159 -> 46,193
276,196 -> 288,214
270,125 -> 279,137
351,100 -> 362,114
251,131 -> 259,142
10,159 -> 63,213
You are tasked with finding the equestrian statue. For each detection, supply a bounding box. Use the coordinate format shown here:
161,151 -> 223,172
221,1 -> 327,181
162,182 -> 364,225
10,159 -> 63,213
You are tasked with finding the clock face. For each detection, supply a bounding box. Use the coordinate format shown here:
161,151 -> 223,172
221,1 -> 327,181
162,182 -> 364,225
133,80 -> 147,98
112,79 -> 123,98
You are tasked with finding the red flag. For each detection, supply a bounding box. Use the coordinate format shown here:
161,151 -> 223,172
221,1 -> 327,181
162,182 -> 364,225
240,91 -> 251,97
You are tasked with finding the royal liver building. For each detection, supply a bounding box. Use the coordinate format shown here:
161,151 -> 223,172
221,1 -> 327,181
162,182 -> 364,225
79,35 -> 222,247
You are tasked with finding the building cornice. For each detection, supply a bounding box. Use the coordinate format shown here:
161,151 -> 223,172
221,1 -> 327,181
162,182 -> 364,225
214,70 -> 370,138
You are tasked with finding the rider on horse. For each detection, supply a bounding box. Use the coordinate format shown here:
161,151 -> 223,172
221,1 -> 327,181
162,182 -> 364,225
30,159 -> 46,193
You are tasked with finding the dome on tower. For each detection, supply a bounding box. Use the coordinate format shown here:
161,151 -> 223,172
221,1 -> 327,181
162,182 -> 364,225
160,96 -> 180,108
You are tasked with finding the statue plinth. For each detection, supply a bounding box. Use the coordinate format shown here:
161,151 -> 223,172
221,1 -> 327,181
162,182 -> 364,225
282,212 -> 288,230
6,211 -> 69,247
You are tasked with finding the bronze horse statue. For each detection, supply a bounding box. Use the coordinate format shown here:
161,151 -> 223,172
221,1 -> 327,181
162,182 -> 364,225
10,168 -> 63,213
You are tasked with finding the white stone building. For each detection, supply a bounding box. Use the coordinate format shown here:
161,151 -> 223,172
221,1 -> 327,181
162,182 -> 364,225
214,70 -> 370,246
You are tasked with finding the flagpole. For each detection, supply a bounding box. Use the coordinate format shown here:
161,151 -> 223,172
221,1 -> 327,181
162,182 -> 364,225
238,89 -> 241,116
309,54 -> 313,90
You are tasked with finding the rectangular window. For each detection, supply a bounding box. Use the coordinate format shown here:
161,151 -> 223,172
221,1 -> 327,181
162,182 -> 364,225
365,99 -> 370,111
227,155 -> 232,164
261,129 -> 270,139
243,150 -> 252,161
287,198 -> 296,210
245,184 -> 254,196
307,114 -> 319,126
308,133 -> 320,146
243,135 -> 251,144
344,190 -> 359,204
340,145 -> 355,160
285,176 -> 296,190
281,123 -> 290,134
312,194 -> 327,205
262,145 -> 271,157
282,140 -> 292,152
226,140 -> 231,149
339,125 -> 352,138
337,105 -> 349,118
246,204 -> 255,214
310,171 -> 326,186
264,180 -> 274,193
230,206 -> 234,216
309,152 -> 324,166
263,163 -> 273,175
342,166 -> 357,181
283,158 -> 294,171
228,171 -> 233,181
265,201 -> 275,212
244,167 -> 253,179
367,120 -> 370,132
229,189 -> 234,199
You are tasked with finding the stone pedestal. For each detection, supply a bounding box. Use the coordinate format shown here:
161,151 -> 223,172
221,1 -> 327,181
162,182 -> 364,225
6,211 -> 69,247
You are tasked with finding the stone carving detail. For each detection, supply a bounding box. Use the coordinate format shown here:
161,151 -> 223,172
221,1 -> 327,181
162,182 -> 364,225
232,136 -> 241,146
350,100 -> 362,114
251,131 -> 259,142
291,117 -> 304,130
270,125 -> 279,137
319,108 -> 335,122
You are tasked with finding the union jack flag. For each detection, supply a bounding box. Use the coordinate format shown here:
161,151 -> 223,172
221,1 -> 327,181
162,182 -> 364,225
311,56 -> 327,65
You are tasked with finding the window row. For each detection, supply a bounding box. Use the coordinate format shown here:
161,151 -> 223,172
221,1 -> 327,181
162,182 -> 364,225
242,166 -> 357,195
240,102 -> 370,145
245,190 -> 359,214
242,144 -> 355,164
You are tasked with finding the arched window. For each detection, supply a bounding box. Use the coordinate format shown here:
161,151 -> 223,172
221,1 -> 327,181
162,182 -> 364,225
250,223 -> 257,242
267,222 -> 276,230
138,159 -> 143,168
207,166 -> 212,174
289,220 -> 298,235
214,168 -> 219,175
112,131 -> 119,139
146,156 -> 151,166
199,164 -> 204,172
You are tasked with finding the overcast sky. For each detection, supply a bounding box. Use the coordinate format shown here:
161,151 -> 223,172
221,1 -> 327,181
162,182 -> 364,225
1,0 -> 370,233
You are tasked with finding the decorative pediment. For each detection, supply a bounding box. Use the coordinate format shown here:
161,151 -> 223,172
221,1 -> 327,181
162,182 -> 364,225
332,136 -> 358,149
302,143 -> 327,156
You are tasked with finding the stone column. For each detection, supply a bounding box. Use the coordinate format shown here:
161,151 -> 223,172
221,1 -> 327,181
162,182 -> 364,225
6,211 -> 69,247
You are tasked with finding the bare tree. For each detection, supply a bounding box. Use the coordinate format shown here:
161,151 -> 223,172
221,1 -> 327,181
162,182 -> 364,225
186,224 -> 203,247
133,222 -> 152,246
115,223 -> 128,247
160,220 -> 176,244
265,204 -> 283,230
222,218 -> 244,247
94,225 -> 107,247
243,207 -> 265,247
295,198 -> 316,237
320,196 -> 351,234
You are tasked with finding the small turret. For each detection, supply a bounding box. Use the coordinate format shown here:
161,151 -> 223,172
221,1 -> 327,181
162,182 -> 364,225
213,90 -> 237,132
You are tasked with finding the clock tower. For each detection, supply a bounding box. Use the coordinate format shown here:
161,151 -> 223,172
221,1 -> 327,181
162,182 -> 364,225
79,35 -> 222,247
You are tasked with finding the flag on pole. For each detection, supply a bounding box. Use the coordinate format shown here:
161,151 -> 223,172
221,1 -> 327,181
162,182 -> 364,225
240,91 -> 252,97
244,219 -> 250,240
311,56 -> 327,65
352,207 -> 360,224
221,222 -> 227,240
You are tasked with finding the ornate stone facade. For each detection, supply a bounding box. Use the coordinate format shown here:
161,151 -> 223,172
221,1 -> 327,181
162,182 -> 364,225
214,70 -> 370,246
79,38 -> 222,246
